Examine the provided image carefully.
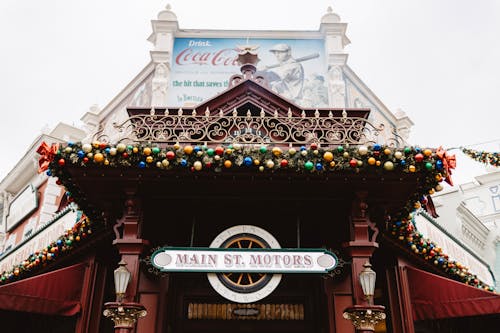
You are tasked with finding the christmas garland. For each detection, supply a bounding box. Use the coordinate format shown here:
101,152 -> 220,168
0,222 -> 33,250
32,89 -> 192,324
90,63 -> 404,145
7,141 -> 492,291
388,211 -> 494,292
462,148 -> 500,167
0,215 -> 95,285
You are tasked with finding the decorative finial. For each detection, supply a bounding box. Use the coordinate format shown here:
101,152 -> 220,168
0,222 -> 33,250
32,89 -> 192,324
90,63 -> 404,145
235,44 -> 260,78
166,4 -> 172,11
327,6 -> 333,14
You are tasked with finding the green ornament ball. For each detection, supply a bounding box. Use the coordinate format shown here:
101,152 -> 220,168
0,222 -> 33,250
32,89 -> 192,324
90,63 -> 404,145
304,161 -> 314,171
260,146 -> 267,154
425,162 -> 433,170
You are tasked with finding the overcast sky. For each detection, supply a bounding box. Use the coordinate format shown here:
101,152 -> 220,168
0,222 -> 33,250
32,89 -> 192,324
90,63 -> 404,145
1,0 -> 499,185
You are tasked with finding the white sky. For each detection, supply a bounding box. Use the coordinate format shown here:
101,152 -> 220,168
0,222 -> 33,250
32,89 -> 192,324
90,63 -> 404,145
1,0 -> 499,185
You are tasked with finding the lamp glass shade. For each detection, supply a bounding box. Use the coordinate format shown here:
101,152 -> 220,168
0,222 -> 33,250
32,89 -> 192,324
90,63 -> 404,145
359,262 -> 376,297
114,260 -> 131,296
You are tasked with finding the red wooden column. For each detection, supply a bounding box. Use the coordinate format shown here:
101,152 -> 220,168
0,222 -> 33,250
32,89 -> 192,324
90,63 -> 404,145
342,192 -> 386,333
103,193 -> 149,332
112,196 -> 149,303
343,191 -> 379,306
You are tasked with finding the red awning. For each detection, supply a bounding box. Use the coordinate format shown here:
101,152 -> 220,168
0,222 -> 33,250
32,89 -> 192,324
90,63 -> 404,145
0,263 -> 87,316
406,266 -> 500,321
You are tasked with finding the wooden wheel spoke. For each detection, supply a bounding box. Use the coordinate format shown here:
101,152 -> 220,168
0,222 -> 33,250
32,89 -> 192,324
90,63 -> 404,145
237,273 -> 243,285
237,241 -> 242,248
248,241 -> 253,248
247,274 -> 253,284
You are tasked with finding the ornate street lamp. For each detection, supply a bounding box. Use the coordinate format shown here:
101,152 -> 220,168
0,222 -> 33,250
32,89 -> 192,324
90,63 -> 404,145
359,262 -> 376,305
114,260 -> 131,302
103,260 -> 147,333
343,261 -> 386,333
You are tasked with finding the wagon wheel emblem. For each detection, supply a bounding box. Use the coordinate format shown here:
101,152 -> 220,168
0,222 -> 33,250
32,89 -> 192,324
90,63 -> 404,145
220,235 -> 268,290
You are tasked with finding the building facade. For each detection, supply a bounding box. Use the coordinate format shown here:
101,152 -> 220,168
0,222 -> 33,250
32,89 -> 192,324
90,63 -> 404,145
0,5 -> 498,333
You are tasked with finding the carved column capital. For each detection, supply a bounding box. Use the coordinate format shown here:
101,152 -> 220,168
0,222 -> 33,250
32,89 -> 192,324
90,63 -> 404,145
103,302 -> 147,331
343,305 -> 386,332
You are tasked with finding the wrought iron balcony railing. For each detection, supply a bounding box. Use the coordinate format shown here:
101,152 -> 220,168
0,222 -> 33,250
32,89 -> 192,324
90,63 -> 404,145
93,108 -> 403,148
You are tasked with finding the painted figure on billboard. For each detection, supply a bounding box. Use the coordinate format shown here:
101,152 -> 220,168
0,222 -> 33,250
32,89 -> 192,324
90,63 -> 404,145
168,38 -> 330,108
265,43 -> 305,101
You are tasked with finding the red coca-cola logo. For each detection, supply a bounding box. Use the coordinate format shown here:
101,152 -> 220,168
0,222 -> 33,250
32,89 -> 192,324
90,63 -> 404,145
175,47 -> 239,66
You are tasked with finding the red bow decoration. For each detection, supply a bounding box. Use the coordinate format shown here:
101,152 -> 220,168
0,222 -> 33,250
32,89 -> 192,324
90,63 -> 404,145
436,146 -> 456,186
36,141 -> 59,174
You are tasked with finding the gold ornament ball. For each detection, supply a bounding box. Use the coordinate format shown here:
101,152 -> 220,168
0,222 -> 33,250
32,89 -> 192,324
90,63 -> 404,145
104,159 -> 110,166
272,147 -> 282,156
156,162 -> 162,168
225,148 -> 233,155
109,147 -> 117,156
254,159 -> 260,166
259,166 -> 264,172
358,146 -> 368,155
323,151 -> 334,162
94,153 -> 104,163
266,160 -> 275,168
82,143 -> 92,153
146,156 -> 154,163
173,143 -> 180,150
313,150 -> 319,155
376,161 -> 381,166
428,188 -> 435,195
64,147 -> 72,153
343,152 -> 349,158
184,145 -> 194,154
368,157 -> 376,165
384,148 -> 391,155
214,155 -> 221,161
224,160 -> 232,168
143,147 -> 152,156
87,152 -> 93,159
92,141 -> 100,148
197,151 -> 203,157
329,161 -> 336,168
301,150 -> 308,156
288,148 -> 296,155
423,149 -> 432,157
194,161 -> 203,171
132,147 -> 139,153
357,160 -> 363,167
409,165 -> 416,172
384,161 -> 394,170
394,151 -> 403,159
162,159 -> 169,167
233,143 -> 242,151
116,143 -> 126,153
435,184 -> 443,192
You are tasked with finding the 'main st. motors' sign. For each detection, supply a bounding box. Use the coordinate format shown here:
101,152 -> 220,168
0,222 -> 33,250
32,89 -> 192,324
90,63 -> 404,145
151,248 -> 337,274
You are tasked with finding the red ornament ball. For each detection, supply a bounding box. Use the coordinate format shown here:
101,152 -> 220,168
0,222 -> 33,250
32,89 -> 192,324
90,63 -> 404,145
415,153 -> 424,162
280,159 -> 289,168
166,151 -> 175,160
310,143 -> 318,150
215,146 -> 224,156
349,159 -> 358,167
83,157 -> 89,163
58,158 -> 65,166
122,152 -> 128,158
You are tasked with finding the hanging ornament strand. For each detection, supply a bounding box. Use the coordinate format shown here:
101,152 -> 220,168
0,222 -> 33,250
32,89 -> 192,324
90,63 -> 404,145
462,148 -> 500,167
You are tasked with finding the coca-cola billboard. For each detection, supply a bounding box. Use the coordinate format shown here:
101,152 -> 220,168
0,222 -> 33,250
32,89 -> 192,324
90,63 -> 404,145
168,38 -> 328,108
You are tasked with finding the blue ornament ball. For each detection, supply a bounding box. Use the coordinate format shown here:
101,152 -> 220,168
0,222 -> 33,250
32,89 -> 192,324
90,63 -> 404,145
46,170 -> 52,176
193,146 -> 201,153
138,161 -> 146,168
243,156 -> 253,166
436,160 -> 443,170
56,239 -> 63,246
77,150 -> 85,158
105,148 -> 110,153
400,159 -> 406,166
438,257 -> 444,264
300,146 -> 307,151
373,144 -> 381,151
180,159 -> 188,167
315,163 -> 323,171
